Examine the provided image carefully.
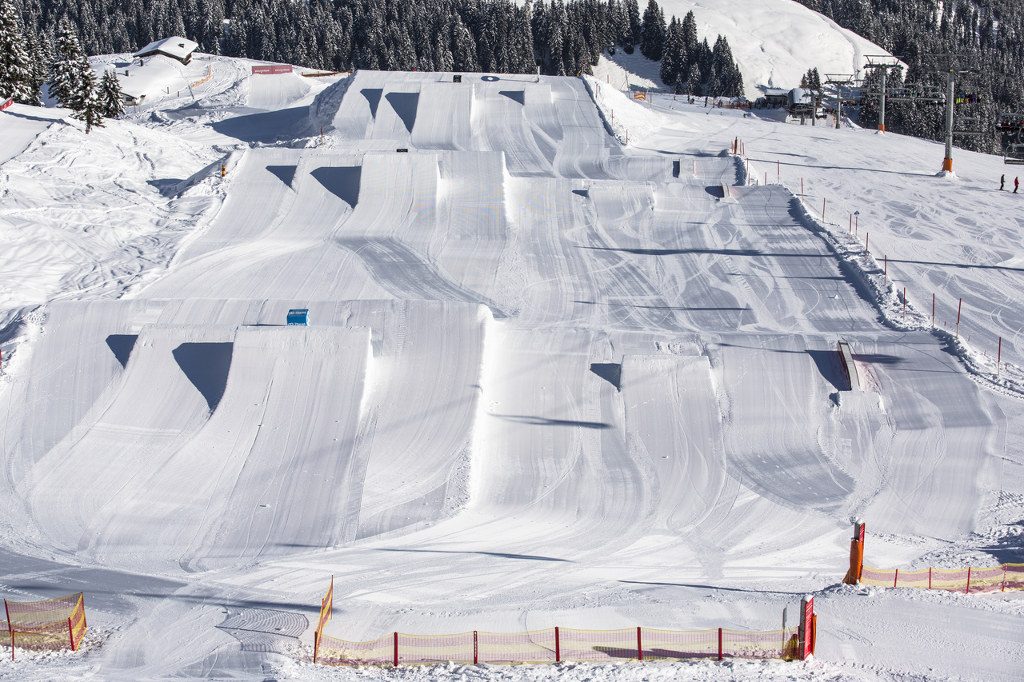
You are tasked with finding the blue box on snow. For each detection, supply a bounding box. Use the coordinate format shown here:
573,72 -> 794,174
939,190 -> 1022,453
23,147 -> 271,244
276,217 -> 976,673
287,308 -> 309,326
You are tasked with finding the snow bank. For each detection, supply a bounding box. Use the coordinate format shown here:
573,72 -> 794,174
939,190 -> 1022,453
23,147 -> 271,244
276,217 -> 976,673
589,0 -> 895,96
582,75 -> 666,144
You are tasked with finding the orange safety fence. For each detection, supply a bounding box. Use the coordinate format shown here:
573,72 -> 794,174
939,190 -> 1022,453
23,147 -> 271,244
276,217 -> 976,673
312,576 -> 334,664
315,625 -> 804,667
3,592 -> 87,660
860,564 -> 1024,593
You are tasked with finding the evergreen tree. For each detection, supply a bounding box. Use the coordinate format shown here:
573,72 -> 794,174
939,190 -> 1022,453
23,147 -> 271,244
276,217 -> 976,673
621,0 -> 640,53
99,68 -> 124,117
659,15 -> 682,87
50,19 -> 89,111
639,0 -> 664,60
0,0 -> 34,103
75,64 -> 104,133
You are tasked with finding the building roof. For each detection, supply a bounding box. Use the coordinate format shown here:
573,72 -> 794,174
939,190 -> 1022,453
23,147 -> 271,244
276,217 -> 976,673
132,37 -> 198,61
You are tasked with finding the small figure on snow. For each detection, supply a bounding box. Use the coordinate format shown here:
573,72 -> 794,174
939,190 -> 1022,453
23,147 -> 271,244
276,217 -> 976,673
1000,174 -> 1005,190
1016,177 -> 1020,194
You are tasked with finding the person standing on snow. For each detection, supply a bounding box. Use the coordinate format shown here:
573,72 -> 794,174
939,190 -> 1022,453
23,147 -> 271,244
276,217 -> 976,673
1016,177 -> 1020,194
1000,174 -> 1005,190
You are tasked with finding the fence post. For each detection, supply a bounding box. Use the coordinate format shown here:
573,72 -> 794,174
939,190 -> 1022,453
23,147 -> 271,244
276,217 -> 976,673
4,599 -> 12,661
928,567 -> 932,590
393,632 -> 398,667
1001,566 -> 1007,592
636,626 -> 643,661
997,337 -> 1002,373
68,617 -> 76,651
717,627 -> 723,661
893,568 -> 899,588
956,298 -> 963,338
843,520 -> 865,585
965,567 -> 972,594
554,626 -> 561,663
932,293 -> 936,326
822,198 -> 826,221
473,630 -> 478,665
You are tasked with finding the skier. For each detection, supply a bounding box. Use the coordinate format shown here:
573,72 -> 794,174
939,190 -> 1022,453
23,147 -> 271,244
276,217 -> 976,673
1016,177 -> 1020,194
1000,174 -> 1005,190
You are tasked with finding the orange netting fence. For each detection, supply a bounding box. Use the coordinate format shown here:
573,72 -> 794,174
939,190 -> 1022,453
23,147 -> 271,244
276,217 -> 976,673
315,625 -> 804,666
3,593 -> 87,660
859,564 -> 1024,593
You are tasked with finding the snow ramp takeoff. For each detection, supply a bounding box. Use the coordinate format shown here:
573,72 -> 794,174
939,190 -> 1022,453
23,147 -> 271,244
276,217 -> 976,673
26,325 -> 371,569
26,325 -> 237,555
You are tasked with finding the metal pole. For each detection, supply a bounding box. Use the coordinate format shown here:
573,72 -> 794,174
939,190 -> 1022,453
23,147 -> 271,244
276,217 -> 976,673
942,71 -> 955,172
836,88 -> 842,129
879,68 -> 887,132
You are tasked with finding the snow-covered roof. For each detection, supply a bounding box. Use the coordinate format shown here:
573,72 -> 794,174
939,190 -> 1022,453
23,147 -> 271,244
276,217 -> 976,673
133,37 -> 198,61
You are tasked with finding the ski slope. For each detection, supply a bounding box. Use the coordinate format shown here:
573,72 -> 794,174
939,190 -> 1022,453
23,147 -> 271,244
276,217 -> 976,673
0,58 -> 1022,682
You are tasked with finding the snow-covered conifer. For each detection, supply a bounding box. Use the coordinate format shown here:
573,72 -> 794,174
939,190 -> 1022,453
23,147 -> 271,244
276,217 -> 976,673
0,0 -> 34,103
100,69 -> 124,118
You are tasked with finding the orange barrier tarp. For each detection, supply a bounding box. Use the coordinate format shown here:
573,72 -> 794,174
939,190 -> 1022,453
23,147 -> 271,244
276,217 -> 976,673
860,564 -> 1024,592
315,625 -> 800,667
3,593 -> 87,659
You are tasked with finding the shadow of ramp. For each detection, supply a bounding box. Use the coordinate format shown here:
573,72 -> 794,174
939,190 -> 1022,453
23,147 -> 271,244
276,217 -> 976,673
266,164 -> 297,187
499,90 -> 525,104
361,88 -> 383,117
385,91 -> 419,132
590,362 -> 621,390
172,342 -> 234,411
106,334 -> 138,368
210,106 -> 310,144
807,349 -> 851,392
311,166 -> 361,207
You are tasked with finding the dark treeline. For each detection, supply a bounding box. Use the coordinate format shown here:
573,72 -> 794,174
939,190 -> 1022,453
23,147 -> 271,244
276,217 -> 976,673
6,0 -> 742,96
795,0 -> 1024,152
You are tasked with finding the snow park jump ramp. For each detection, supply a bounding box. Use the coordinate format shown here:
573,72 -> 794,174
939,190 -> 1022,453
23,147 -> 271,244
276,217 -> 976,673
1,66 -> 1021,679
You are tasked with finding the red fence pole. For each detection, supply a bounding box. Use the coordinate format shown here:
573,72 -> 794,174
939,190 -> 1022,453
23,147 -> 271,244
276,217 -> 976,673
1001,566 -> 1007,592
822,198 -> 826,221
5,599 -> 13,661
393,632 -> 398,667
717,627 -> 723,661
473,630 -> 478,665
997,337 -> 1002,372
554,627 -> 561,663
313,631 -> 319,664
636,626 -> 643,661
956,298 -> 963,337
67,617 -> 75,651
928,567 -> 932,590
932,293 -> 936,326
966,567 -> 972,594
893,568 -> 899,588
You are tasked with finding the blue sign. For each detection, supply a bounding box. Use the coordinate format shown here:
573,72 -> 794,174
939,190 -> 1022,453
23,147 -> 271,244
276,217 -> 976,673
287,308 -> 309,326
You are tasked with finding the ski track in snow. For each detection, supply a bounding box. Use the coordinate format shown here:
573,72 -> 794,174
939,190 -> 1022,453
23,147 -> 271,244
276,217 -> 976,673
0,54 -> 1022,681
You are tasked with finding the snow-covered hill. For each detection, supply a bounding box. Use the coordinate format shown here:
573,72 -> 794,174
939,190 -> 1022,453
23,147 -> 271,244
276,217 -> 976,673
1,53 -> 1022,682
592,0 -> 892,95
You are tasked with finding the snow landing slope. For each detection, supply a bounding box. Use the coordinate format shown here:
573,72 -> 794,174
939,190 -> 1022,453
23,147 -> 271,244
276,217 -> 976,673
0,63 -> 1021,682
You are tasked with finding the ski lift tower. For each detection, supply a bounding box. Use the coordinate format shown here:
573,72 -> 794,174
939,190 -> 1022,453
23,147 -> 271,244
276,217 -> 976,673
863,56 -> 901,132
824,74 -> 855,129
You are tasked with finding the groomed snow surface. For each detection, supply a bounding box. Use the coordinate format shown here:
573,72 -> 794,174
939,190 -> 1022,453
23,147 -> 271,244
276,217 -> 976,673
1,53 -> 1022,682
